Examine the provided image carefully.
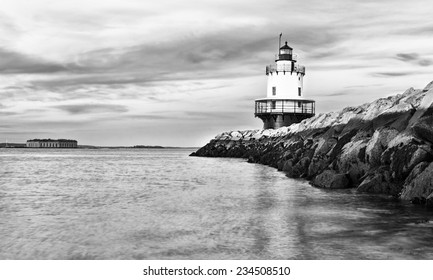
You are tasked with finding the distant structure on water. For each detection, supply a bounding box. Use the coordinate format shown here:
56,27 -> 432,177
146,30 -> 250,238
255,34 -> 315,129
26,139 -> 78,148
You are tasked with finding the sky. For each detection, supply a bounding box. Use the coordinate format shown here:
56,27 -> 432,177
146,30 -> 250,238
0,0 -> 432,146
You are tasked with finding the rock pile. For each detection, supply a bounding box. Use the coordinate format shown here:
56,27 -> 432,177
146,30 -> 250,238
191,81 -> 433,206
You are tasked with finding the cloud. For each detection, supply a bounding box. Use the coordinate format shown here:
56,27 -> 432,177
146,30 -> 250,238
344,84 -> 383,89
0,48 -> 67,74
419,59 -> 433,66
396,53 -> 433,67
24,33 -> 265,89
123,110 -> 241,121
184,111 -> 239,120
371,72 -> 418,77
308,49 -> 343,60
24,21 -> 348,92
73,31 -> 272,71
321,91 -> 353,97
395,53 -> 432,67
53,103 -> 128,114
0,130 -> 47,134
0,111 -> 18,116
124,114 -> 171,120
396,53 -> 419,61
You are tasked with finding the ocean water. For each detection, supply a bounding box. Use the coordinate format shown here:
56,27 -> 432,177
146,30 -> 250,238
1,148 -> 433,260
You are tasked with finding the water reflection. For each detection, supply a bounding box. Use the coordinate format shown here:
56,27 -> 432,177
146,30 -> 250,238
251,168 -> 274,257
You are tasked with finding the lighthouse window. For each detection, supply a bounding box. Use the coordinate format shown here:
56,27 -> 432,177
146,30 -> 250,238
272,87 -> 276,96
298,87 -> 302,96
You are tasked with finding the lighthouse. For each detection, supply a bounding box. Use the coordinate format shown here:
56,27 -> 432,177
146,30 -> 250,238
255,35 -> 315,129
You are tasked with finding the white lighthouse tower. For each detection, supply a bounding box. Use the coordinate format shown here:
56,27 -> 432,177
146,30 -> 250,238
255,35 -> 315,129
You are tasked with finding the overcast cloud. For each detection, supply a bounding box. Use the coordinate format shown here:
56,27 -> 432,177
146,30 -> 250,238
0,0 -> 432,146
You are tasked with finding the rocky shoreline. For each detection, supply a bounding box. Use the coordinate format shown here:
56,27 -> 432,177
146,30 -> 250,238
191,81 -> 433,207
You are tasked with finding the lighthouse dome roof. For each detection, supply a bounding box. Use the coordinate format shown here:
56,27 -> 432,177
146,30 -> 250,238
280,41 -> 293,50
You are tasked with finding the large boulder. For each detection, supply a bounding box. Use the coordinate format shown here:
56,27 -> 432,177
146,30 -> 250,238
403,161 -> 430,187
389,110 -> 413,131
372,103 -> 414,131
291,156 -> 311,178
365,128 -> 399,166
399,87 -> 425,108
311,170 -> 350,189
329,129 -> 358,162
357,168 -> 399,195
307,155 -> 330,178
361,94 -> 402,121
282,158 -> 307,178
401,162 -> 433,204
225,142 -> 249,157
282,159 -> 294,173
423,80 -> 433,92
337,139 -> 369,186
408,88 -> 433,126
314,136 -> 338,157
379,133 -> 432,180
389,143 -> 433,181
412,115 -> 433,144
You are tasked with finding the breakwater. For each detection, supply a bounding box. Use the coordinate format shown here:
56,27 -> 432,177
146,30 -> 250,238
192,81 -> 433,206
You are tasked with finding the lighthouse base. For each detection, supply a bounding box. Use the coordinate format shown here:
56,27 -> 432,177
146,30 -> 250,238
257,113 -> 314,129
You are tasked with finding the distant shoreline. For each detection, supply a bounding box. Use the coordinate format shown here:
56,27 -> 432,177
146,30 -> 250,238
0,143 -> 198,149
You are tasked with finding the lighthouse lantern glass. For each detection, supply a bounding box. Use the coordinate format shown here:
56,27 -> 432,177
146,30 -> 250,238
280,48 -> 292,55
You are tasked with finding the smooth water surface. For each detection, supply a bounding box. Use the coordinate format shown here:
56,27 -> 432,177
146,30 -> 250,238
1,148 -> 433,259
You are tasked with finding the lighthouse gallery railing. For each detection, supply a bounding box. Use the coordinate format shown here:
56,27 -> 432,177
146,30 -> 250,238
266,64 -> 306,75
255,99 -> 315,115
